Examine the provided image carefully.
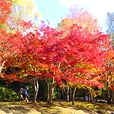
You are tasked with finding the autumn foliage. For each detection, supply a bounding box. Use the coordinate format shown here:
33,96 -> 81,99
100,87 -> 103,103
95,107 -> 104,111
57,6 -> 101,35
0,0 -> 114,104
0,0 -> 12,25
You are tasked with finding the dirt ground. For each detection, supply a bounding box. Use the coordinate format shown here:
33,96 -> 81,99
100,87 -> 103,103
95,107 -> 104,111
0,102 -> 91,114
0,106 -> 89,114
0,101 -> 113,114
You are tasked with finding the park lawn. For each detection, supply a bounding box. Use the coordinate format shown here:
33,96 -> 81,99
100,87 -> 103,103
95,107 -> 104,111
0,101 -> 114,114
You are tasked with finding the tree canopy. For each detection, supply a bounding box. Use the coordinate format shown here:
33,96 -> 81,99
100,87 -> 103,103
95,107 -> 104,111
0,0 -> 114,104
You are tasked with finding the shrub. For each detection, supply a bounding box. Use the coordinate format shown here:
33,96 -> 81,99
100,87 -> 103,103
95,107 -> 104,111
0,86 -> 18,101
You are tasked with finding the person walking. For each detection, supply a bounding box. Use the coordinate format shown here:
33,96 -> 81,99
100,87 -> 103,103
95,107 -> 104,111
22,86 -> 29,102
18,88 -> 24,102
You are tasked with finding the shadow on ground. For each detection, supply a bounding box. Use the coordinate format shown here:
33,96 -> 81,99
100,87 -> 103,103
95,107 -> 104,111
0,101 -> 114,114
0,102 -> 35,114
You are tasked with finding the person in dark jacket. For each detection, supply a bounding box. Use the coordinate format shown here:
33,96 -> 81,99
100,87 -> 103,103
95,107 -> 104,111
22,86 -> 29,102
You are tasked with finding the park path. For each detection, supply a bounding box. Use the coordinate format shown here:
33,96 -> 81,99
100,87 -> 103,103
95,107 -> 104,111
0,105 -> 90,114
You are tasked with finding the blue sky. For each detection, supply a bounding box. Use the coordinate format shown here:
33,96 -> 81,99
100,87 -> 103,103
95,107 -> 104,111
36,0 -> 114,32
36,0 -> 68,28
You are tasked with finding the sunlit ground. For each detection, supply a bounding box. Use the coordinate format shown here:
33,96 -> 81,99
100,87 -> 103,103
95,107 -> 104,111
0,101 -> 114,114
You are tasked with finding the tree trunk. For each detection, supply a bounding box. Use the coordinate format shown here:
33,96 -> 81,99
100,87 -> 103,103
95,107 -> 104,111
71,87 -> 76,105
33,78 -> 39,102
107,89 -> 113,104
66,86 -> 70,102
88,89 -> 93,102
47,84 -> 54,104
88,94 -> 93,102
70,88 -> 72,101
0,60 -> 6,73
112,91 -> 114,104
61,88 -> 65,99
46,78 -> 55,104
47,83 -> 50,101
